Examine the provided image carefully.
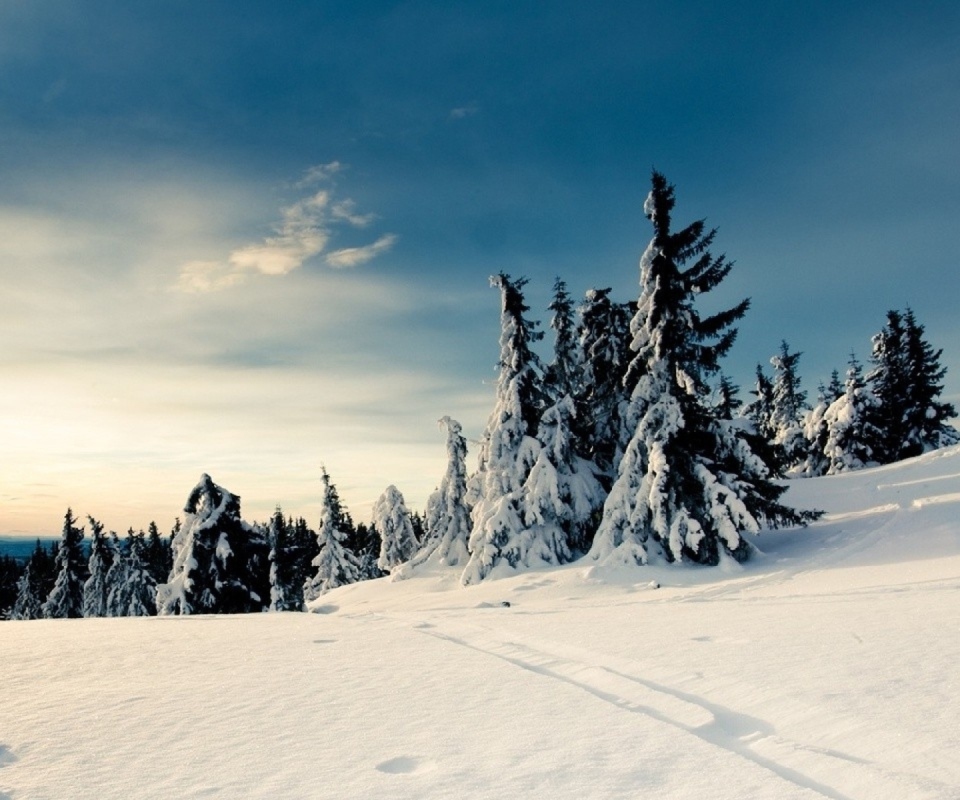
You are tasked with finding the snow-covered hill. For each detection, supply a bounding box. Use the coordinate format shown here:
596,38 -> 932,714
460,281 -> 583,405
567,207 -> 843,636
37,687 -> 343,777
2,447 -> 958,799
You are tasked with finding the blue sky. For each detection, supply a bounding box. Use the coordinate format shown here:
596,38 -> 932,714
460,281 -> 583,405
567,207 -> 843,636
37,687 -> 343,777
1,1 -> 958,535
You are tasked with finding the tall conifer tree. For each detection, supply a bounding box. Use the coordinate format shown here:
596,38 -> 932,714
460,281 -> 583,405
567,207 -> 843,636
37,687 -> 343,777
42,509 -> 86,619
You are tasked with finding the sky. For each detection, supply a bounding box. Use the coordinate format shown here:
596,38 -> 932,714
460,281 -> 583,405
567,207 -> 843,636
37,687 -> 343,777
1,1 -> 958,536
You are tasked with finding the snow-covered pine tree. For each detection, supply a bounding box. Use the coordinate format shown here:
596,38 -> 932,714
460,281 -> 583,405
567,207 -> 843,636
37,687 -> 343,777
409,417 -> 472,569
543,278 -> 581,404
462,274 -> 547,585
303,468 -> 361,600
821,354 -> 881,474
713,374 -> 742,420
797,371 -> 843,477
590,172 -> 815,568
10,563 -> 43,620
42,509 -> 86,619
373,485 -> 418,573
576,287 -> 634,476
156,473 -> 268,615
869,308 -> 958,461
769,341 -> 809,469
123,532 -> 157,617
82,517 -> 112,618
742,363 -> 776,444
105,531 -> 132,616
268,507 -> 305,611
523,394 -> 605,556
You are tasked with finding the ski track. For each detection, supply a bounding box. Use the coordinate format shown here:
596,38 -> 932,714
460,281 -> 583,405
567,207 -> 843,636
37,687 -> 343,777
393,616 -> 953,800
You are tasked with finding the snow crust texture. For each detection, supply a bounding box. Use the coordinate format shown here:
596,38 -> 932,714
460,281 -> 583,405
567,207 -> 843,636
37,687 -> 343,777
2,446 -> 959,799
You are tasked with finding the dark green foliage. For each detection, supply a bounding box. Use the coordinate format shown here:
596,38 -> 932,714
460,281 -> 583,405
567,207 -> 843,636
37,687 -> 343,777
0,555 -> 24,618
268,507 -> 306,611
42,509 -> 87,619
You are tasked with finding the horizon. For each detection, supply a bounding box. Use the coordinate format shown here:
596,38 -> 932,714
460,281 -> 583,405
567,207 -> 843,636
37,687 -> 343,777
2,2 -> 959,536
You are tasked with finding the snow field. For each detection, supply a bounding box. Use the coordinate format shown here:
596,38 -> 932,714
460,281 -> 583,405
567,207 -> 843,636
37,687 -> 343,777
2,446 -> 959,799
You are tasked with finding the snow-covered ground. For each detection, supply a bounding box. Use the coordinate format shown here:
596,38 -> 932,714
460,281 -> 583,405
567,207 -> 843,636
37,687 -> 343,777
2,446 -> 959,799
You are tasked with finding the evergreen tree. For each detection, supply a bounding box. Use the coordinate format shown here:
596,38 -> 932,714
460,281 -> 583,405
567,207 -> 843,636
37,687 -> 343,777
590,172 -> 815,567
105,531 -> 132,616
373,485 -> 418,573
123,532 -> 157,617
410,417 -> 472,569
821,354 -> 881,474
798,371 -> 844,477
82,517 -> 112,618
543,278 -> 580,403
268,507 -> 305,611
869,308 -> 958,461
303,468 -> 361,600
0,554 -> 23,618
42,509 -> 86,619
145,521 -> 172,585
742,363 -> 776,443
713,374 -> 742,420
462,274 -> 547,585
769,341 -> 809,469
156,473 -> 268,615
10,563 -> 43,620
523,395 -> 604,556
576,287 -> 634,476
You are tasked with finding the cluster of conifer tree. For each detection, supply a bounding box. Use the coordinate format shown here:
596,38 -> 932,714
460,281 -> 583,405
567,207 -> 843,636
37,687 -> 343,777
743,309 -> 957,477
5,171 -> 956,618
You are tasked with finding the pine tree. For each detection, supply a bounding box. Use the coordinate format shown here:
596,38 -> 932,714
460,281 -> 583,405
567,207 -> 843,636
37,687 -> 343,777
742,363 -> 776,443
769,341 -> 809,469
42,509 -> 86,619
105,531 -> 132,616
82,517 -> 112,618
123,532 -> 157,617
410,417 -> 472,569
373,485 -> 418,573
869,308 -> 958,461
590,172 -> 815,567
713,374 -> 742,420
156,473 -> 268,615
462,274 -> 547,585
543,278 -> 580,403
303,468 -> 361,600
798,371 -> 843,477
10,563 -> 43,620
0,554 -> 23,618
268,507 -> 305,611
576,287 -> 634,476
821,354 -> 881,474
145,521 -> 172,585
523,395 -> 604,556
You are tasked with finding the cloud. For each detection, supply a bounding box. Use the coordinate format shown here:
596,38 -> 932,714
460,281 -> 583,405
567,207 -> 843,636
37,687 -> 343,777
449,104 -> 479,120
325,234 -> 398,269
175,164 -> 395,292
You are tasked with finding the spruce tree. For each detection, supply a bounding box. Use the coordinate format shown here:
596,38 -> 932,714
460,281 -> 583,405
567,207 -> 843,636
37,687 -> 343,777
82,517 -> 112,618
543,278 -> 581,404
798,371 -> 844,477
42,509 -> 86,619
303,468 -> 361,600
576,287 -> 634,476
410,417 -> 472,569
268,507 -> 305,611
10,563 -> 43,620
373,485 -> 418,573
105,531 -> 132,616
523,395 -> 604,556
743,364 -> 776,444
462,274 -> 547,585
0,555 -> 23,618
156,473 -> 268,615
769,340 -> 809,469
869,308 -> 959,460
590,172 -> 815,567
123,532 -> 157,616
821,354 -> 881,474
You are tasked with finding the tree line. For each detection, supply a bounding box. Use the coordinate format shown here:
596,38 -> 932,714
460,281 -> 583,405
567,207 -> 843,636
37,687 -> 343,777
5,171 -> 955,618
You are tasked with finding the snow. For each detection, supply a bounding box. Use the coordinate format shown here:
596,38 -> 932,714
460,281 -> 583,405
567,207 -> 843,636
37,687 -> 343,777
2,446 -> 960,799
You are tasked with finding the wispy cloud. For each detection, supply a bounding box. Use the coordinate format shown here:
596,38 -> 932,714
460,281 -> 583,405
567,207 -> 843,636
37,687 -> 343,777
176,162 -> 394,292
449,104 -> 479,120
326,234 -> 398,269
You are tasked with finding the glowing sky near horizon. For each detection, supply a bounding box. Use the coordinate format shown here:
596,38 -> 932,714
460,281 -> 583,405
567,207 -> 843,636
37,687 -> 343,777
1,1 -> 958,535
